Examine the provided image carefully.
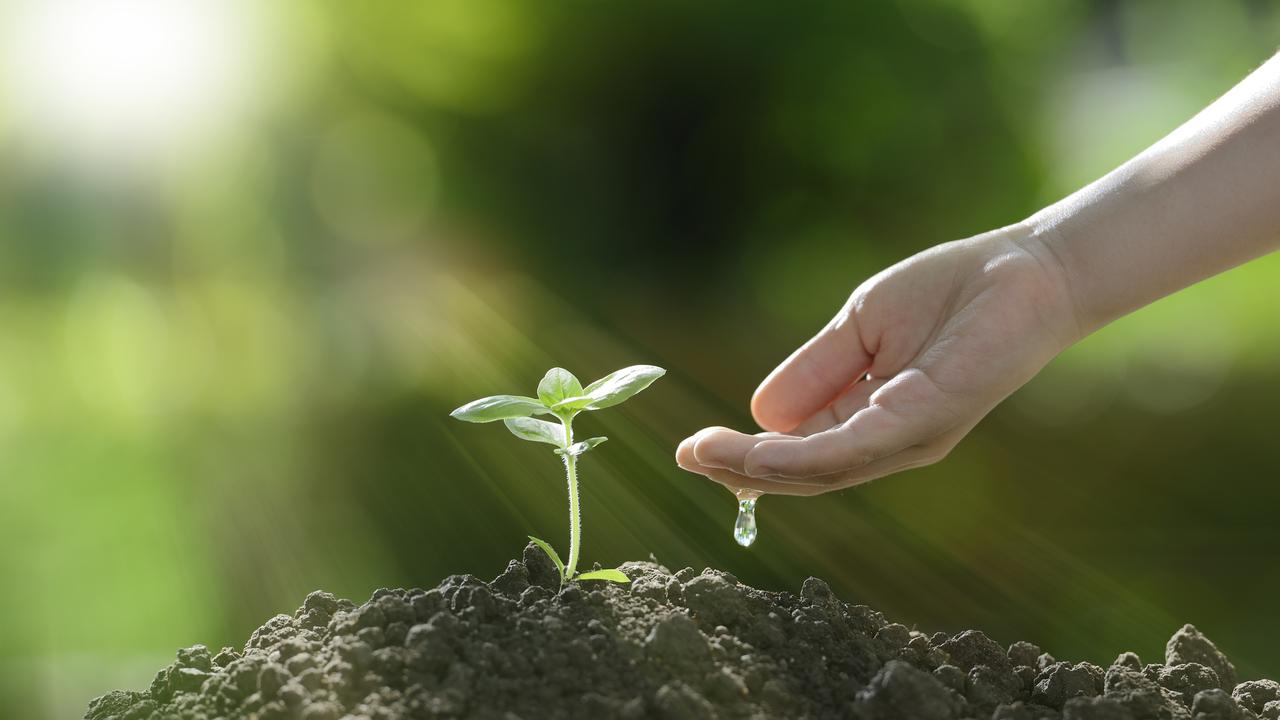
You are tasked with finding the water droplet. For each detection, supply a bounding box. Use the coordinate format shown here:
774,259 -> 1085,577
733,489 -> 761,547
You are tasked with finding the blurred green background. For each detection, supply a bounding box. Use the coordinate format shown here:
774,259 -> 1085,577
1,0 -> 1278,716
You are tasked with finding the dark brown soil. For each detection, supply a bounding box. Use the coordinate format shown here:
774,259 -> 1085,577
86,544 -> 1280,720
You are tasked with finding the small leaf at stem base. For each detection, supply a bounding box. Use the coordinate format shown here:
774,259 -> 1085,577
576,568 -> 630,583
527,536 -> 566,584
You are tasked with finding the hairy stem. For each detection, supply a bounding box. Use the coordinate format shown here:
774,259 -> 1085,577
560,416 -> 580,580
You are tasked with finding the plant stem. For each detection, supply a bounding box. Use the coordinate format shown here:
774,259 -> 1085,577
560,416 -> 580,580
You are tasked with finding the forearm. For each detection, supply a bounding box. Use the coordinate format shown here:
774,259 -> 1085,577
1023,53 -> 1280,339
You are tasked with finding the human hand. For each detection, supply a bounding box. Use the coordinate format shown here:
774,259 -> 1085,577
677,224 -> 1080,495
680,53 -> 1280,496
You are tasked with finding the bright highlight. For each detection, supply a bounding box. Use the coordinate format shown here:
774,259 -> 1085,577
3,0 -> 255,157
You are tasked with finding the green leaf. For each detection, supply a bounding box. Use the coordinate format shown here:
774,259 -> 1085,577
576,568 -> 630,583
503,417 -> 565,445
581,365 -> 666,410
450,395 -> 546,423
528,535 -> 565,582
554,436 -> 607,458
550,395 -> 594,413
537,367 -> 583,406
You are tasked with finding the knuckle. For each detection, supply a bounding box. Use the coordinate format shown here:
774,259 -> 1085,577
849,271 -> 887,313
846,286 -> 870,316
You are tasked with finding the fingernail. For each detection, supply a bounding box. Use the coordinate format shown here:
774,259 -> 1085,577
692,443 -> 726,466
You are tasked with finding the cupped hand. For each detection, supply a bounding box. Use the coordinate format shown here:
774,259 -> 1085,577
677,224 -> 1080,496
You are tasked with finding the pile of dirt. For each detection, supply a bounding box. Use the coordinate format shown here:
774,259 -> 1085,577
86,544 -> 1280,720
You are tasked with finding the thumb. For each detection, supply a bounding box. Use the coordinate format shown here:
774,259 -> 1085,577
751,298 -> 873,433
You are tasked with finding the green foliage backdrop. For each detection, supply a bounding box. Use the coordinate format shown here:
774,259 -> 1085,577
0,1 -> 1278,716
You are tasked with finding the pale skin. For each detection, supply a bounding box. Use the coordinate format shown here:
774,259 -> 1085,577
678,53 -> 1280,496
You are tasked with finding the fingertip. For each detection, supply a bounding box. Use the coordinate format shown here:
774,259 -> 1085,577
692,429 -> 761,472
675,435 -> 702,470
676,426 -> 729,471
750,382 -> 795,433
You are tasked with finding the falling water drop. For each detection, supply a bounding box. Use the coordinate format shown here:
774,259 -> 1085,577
733,489 -> 761,547
733,499 -> 757,547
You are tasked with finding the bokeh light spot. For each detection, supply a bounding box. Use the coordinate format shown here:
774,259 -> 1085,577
2,0 -> 258,160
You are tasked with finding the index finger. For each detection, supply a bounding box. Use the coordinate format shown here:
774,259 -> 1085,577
750,298 -> 873,433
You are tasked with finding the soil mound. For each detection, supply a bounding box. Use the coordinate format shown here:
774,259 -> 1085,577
86,544 -> 1279,719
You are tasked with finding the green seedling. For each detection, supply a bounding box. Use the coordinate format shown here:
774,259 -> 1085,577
450,364 -> 665,587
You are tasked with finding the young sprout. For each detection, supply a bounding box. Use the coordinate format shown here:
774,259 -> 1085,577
450,365 -> 665,586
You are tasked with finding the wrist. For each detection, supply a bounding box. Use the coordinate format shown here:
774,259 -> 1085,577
1004,216 -> 1089,349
